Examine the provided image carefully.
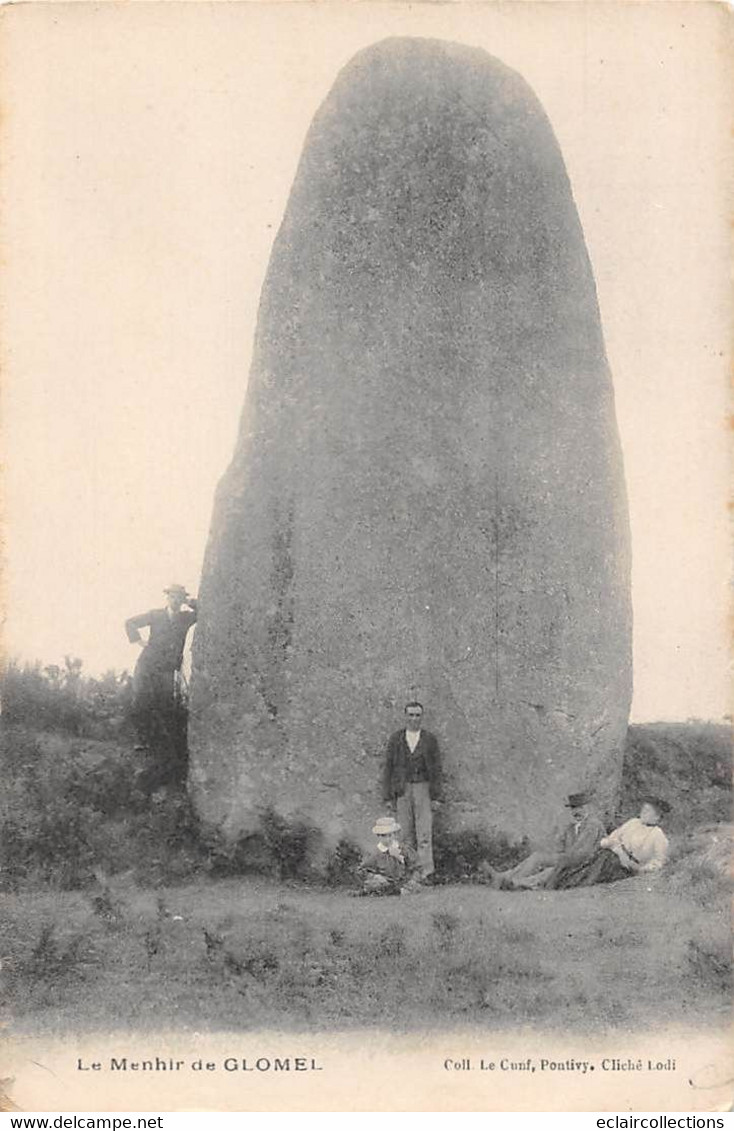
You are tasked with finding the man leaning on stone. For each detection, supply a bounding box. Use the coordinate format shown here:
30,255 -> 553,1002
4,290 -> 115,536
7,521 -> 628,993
382,701 -> 443,883
125,583 -> 197,761
481,791 -> 605,890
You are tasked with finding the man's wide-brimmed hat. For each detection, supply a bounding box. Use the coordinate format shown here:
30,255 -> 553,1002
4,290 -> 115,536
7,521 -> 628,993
372,816 -> 401,836
164,583 -> 189,597
565,791 -> 591,808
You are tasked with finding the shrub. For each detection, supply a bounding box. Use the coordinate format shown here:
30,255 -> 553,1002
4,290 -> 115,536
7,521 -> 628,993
259,806 -> 316,880
0,728 -> 146,889
0,799 -> 100,890
433,825 -> 528,880
204,831 -> 261,877
0,658 -> 133,739
203,808 -> 319,882
0,719 -> 208,890
67,757 -> 141,816
129,790 -> 206,885
325,838 -> 362,887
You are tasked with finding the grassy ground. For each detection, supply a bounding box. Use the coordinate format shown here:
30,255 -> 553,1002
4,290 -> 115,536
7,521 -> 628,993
1,866 -> 730,1037
1,714 -> 730,1037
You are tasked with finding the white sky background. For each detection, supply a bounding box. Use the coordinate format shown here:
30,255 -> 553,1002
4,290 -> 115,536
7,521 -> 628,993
1,2 -> 730,722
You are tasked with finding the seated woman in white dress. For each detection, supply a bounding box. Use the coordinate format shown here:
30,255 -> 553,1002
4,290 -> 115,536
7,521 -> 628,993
545,798 -> 671,889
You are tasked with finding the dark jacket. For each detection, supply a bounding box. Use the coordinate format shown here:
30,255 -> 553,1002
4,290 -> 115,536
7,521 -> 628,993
383,728 -> 442,802
553,811 -> 606,867
359,847 -> 413,886
125,603 -> 197,673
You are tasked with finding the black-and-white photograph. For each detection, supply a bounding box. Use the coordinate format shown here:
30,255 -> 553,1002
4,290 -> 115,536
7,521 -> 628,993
1,1 -> 730,1112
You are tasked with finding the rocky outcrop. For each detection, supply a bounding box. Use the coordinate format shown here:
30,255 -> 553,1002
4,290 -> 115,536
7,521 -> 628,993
188,37 -> 632,854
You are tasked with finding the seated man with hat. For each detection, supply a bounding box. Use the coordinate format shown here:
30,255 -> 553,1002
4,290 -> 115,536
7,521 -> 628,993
482,791 -> 606,891
357,816 -> 418,896
546,797 -> 671,889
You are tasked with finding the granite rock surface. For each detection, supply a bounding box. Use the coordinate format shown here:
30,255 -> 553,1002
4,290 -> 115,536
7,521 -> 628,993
188,37 -> 632,855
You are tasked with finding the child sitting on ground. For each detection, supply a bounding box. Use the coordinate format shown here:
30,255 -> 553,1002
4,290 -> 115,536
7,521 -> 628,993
356,816 -> 420,896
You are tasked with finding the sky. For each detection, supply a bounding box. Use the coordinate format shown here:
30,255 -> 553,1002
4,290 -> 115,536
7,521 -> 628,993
1,2 -> 730,722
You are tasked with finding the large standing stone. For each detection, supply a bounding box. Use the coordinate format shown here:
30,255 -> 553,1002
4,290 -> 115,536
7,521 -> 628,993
189,37 -> 632,853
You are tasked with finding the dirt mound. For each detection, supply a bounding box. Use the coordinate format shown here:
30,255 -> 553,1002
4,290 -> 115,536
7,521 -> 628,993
671,823 -> 733,877
621,722 -> 731,832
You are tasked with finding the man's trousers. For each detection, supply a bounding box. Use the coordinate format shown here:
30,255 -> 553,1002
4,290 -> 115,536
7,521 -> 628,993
397,781 -> 434,878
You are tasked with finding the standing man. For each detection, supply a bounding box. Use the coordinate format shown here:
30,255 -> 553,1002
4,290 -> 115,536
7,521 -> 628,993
382,701 -> 442,883
125,584 -> 197,770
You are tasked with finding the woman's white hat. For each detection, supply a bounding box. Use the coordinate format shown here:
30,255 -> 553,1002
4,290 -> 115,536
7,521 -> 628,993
372,816 -> 401,836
